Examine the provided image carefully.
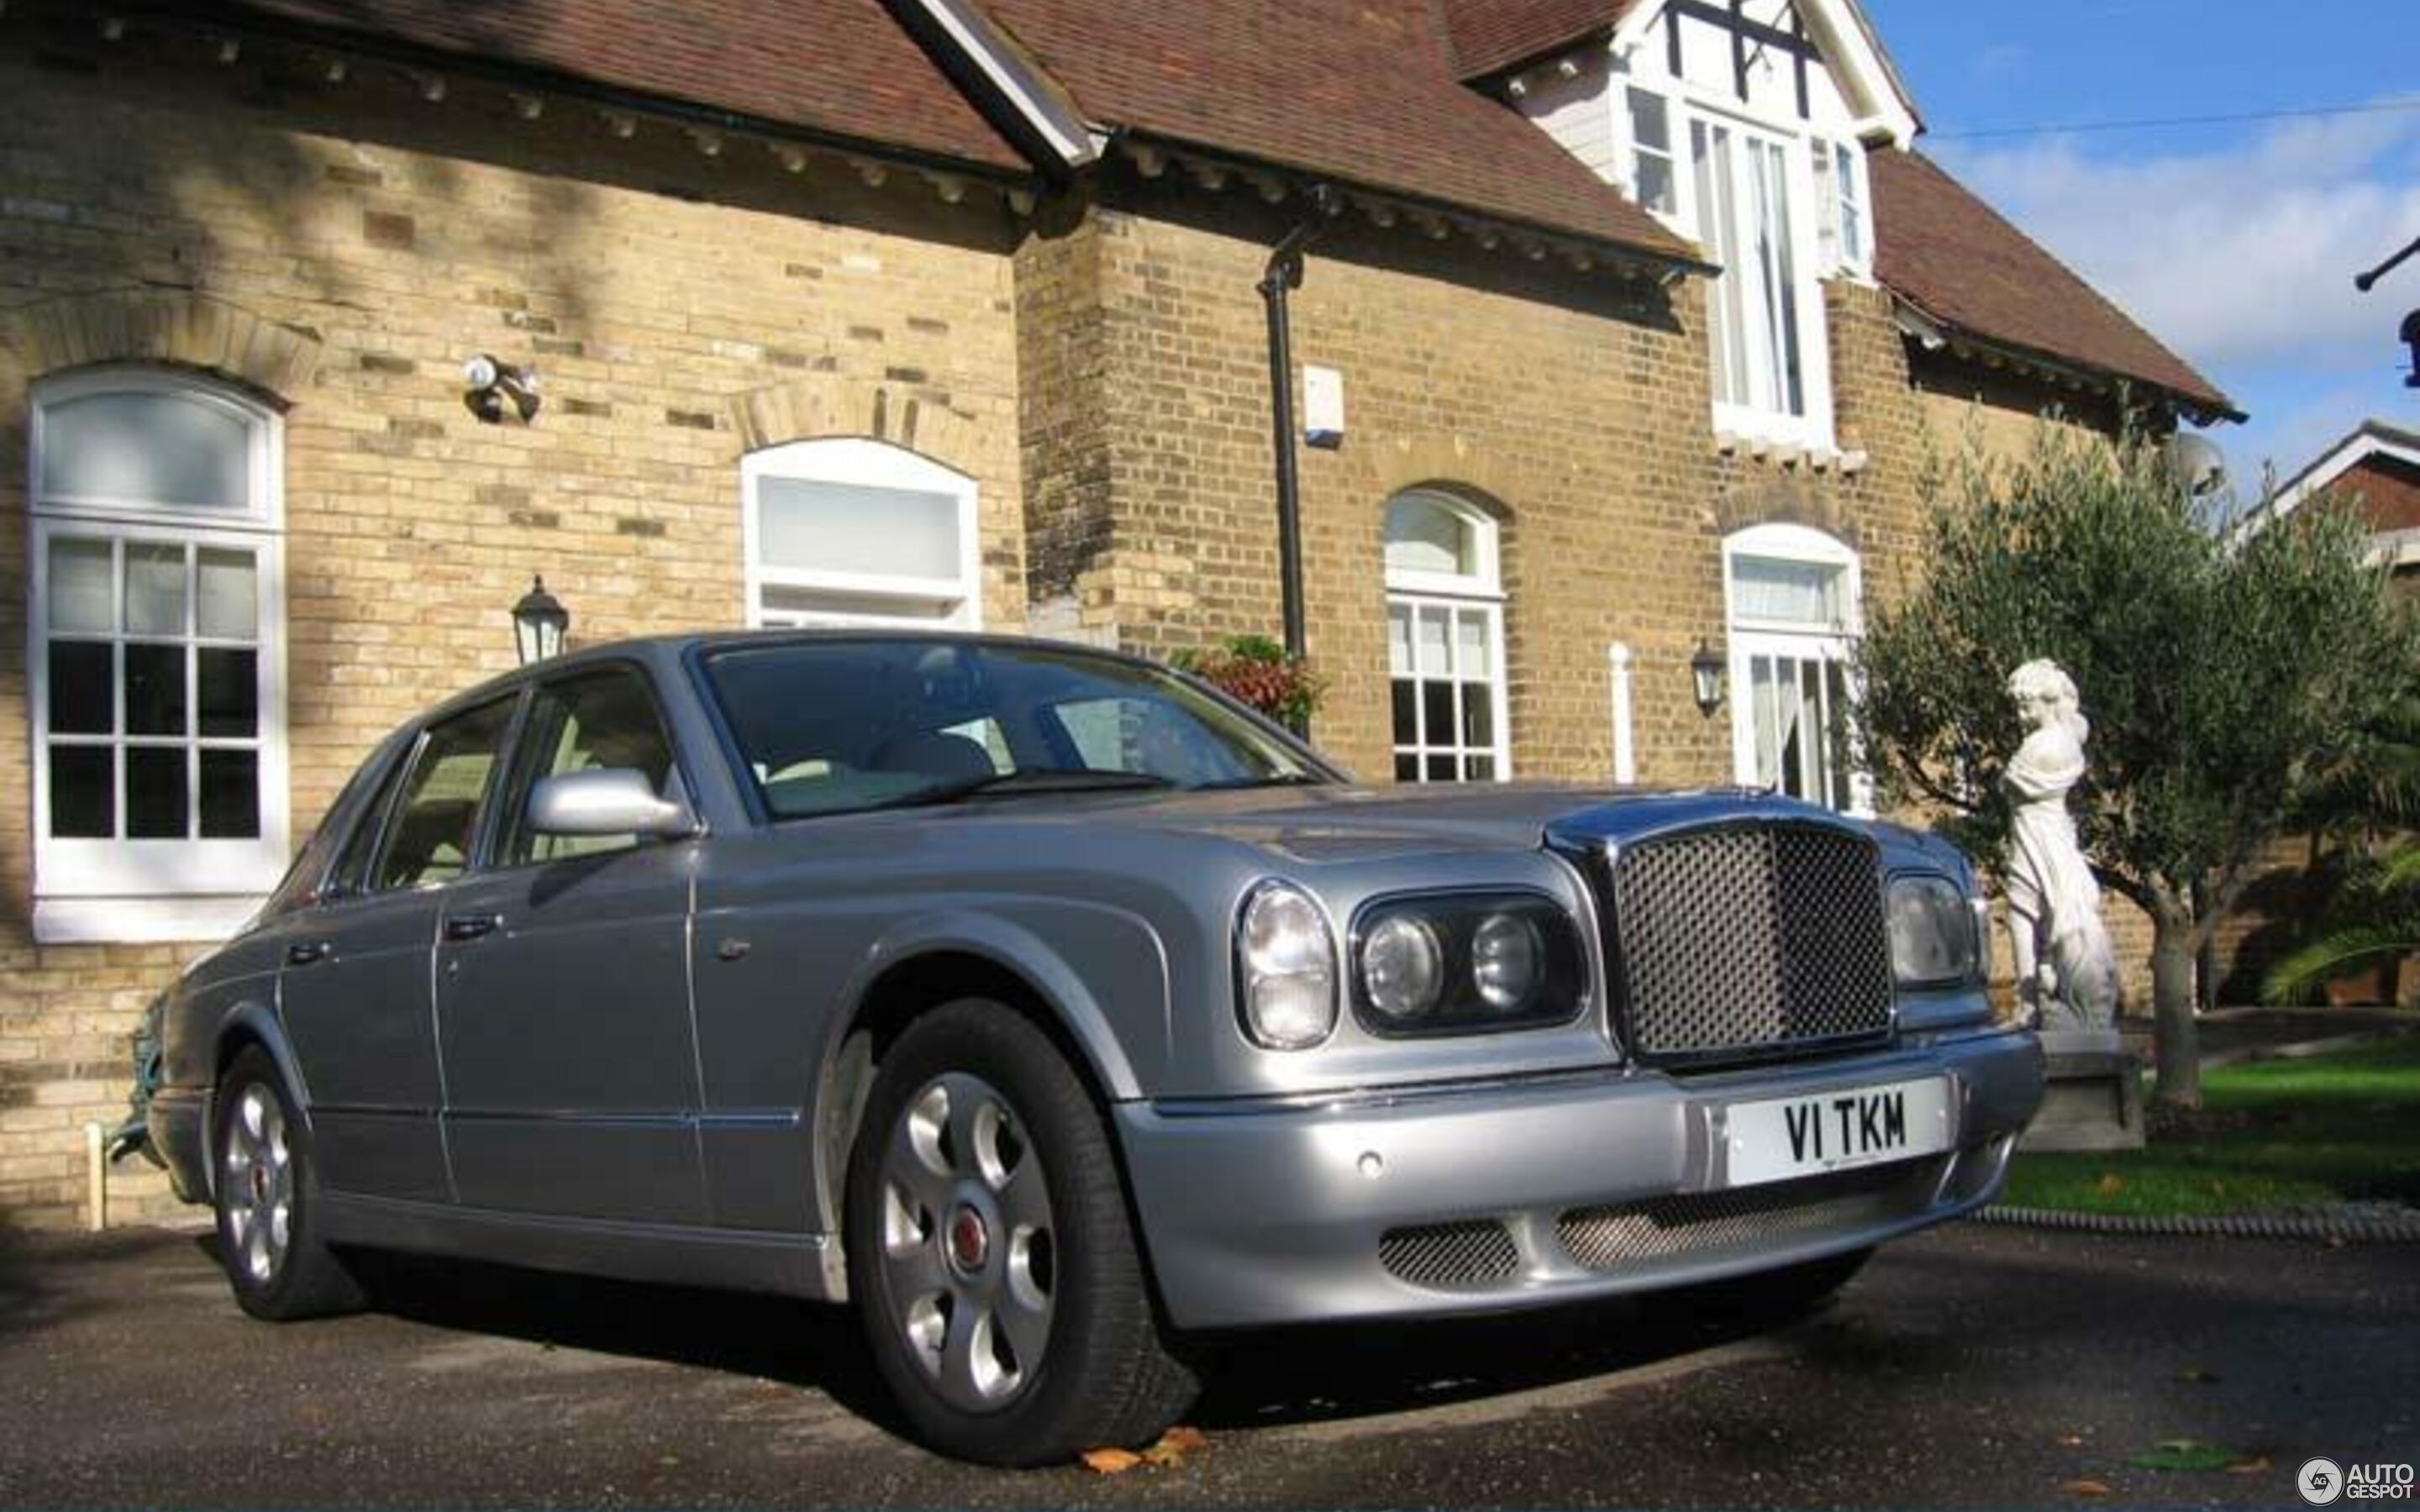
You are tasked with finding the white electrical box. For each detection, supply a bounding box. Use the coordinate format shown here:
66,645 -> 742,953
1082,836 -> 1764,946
1303,364 -> 1344,449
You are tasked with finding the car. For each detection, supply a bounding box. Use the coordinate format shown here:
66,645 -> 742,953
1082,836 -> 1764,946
148,631 -> 2045,1464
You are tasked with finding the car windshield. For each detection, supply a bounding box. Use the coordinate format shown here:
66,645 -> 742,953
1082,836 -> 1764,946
701,638 -> 1328,822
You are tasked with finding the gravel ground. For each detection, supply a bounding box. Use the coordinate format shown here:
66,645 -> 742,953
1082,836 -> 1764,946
3,1221 -> 2414,1508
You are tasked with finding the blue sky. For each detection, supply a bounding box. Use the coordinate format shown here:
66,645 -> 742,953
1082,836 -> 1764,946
1865,0 -> 2420,493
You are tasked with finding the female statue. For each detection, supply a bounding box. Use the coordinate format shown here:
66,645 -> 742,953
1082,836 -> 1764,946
2002,660 -> 2121,1029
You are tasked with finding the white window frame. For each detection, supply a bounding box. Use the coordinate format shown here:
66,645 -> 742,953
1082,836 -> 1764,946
1690,106 -> 1837,452
1722,522 -> 1869,816
1385,491 -> 1512,785
28,367 -> 290,944
741,437 -> 982,630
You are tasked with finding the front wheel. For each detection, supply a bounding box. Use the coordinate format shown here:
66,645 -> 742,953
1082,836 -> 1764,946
211,1047 -> 363,1320
844,1002 -> 1196,1465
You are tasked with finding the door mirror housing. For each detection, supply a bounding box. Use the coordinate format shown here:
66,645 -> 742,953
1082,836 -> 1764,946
527,768 -> 695,839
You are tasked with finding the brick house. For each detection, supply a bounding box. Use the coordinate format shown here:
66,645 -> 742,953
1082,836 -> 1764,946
0,0 -> 2231,1226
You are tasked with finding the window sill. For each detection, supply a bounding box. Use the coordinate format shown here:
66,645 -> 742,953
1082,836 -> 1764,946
33,895 -> 266,946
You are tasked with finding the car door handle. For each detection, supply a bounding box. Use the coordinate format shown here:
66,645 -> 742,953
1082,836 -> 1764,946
441,912 -> 503,942
286,940 -> 332,967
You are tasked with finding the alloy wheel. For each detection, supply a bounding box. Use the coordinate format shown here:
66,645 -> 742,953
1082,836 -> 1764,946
221,1084 -> 293,1286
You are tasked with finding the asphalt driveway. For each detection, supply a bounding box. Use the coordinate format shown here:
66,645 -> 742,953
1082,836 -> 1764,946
3,1221 -> 2413,1508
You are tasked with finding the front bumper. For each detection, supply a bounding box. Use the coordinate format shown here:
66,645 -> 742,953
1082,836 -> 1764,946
1117,1026 -> 2044,1329
148,1086 -> 211,1205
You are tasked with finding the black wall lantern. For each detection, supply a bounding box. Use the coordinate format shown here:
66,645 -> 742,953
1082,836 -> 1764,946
1690,638 -> 1726,717
2402,309 -> 2420,390
512,575 -> 569,664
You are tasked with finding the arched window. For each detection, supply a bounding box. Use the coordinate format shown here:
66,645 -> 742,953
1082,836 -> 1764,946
1722,522 -> 1866,813
29,367 -> 287,942
1384,490 -> 1509,783
741,438 -> 981,628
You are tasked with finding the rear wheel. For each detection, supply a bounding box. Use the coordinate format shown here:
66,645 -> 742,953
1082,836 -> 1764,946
844,1002 -> 1195,1465
212,1047 -> 363,1320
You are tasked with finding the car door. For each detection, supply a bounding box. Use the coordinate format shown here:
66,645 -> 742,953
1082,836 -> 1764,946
276,696 -> 518,1204
434,663 -> 707,1226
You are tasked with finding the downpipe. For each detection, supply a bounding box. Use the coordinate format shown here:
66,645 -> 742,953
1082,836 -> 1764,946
1257,184 -> 1341,730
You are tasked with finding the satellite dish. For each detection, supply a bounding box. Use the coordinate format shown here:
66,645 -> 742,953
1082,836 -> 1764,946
2165,431 -> 2227,496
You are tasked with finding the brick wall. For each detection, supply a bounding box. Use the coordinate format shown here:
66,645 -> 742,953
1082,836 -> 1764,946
0,41 -> 1027,1227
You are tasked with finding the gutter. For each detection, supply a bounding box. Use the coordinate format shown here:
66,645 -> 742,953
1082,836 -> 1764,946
1891,293 -> 2245,428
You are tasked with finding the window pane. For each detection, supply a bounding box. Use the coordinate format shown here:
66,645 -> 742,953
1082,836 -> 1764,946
124,644 -> 187,737
48,538 -> 113,633
1417,606 -> 1449,676
377,697 -> 516,891
199,749 -> 260,838
49,643 -> 113,735
1462,687 -> 1494,748
756,583 -> 961,626
1733,555 -> 1845,627
50,745 -> 113,837
1387,601 -> 1412,675
126,748 -> 188,839
124,542 -> 187,635
1455,610 -> 1491,680
197,549 -> 259,640
1422,682 -> 1454,749
1392,680 -> 1417,745
1636,153 -> 1676,217
1465,754 -> 1497,781
757,475 -> 963,583
1425,754 -> 1456,782
40,389 -> 251,510
503,669 -> 677,865
1394,753 -> 1418,782
197,648 -> 258,738
1384,498 -> 1473,580
1627,87 -> 1670,154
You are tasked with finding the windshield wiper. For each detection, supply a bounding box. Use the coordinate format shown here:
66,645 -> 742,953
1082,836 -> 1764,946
1194,772 -> 1328,790
865,768 -> 1176,812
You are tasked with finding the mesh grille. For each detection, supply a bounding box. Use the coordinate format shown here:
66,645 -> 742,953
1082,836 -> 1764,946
1608,824 -> 1893,1065
1379,1220 -> 1522,1290
1557,1158 -> 1944,1271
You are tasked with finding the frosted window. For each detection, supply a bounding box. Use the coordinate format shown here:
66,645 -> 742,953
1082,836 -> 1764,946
40,390 -> 251,510
757,477 -> 961,582
48,538 -> 113,633
1387,601 -> 1412,675
197,549 -> 259,639
125,543 -> 187,636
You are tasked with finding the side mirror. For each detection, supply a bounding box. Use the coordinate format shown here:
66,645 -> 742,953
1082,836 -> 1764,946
527,768 -> 694,839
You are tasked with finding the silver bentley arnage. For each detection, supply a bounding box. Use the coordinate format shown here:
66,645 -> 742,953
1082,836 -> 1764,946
149,632 -> 2044,1463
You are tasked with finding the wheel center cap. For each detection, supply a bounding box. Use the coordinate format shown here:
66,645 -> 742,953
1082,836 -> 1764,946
947,1205 -> 990,1273
250,1165 -> 270,1203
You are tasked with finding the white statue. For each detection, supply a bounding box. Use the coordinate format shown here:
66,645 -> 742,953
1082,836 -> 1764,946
2002,660 -> 2122,1031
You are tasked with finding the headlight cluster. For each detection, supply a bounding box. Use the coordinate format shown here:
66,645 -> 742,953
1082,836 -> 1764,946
1887,874 -> 1983,987
1351,893 -> 1586,1036
1236,882 -> 1339,1049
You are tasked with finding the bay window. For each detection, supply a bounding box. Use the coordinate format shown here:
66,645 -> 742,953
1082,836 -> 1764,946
29,369 -> 287,942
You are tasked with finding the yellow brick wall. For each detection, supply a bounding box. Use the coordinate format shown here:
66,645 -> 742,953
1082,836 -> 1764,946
0,45 -> 1027,1226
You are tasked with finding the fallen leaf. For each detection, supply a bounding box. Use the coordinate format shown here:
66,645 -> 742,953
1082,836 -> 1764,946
2228,1457 -> 2273,1477
1160,1426 -> 1209,1454
2058,1435 -> 2088,1447
2175,1367 -> 2223,1383
2131,1439 -> 2235,1472
2096,1173 -> 2126,1198
2060,1479 -> 2113,1497
1080,1448 -> 1144,1476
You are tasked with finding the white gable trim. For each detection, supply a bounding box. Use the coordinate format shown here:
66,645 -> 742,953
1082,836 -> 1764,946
1607,0 -> 1917,147
894,0 -> 1102,169
2237,423 -> 2420,542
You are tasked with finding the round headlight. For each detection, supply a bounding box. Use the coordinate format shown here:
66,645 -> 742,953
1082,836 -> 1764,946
1888,874 -> 1979,986
1238,883 -> 1337,1049
1471,911 -> 1543,1011
1360,915 -> 1444,1022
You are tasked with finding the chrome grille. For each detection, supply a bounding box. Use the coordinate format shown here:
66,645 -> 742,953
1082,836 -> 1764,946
1607,823 -> 1893,1065
1557,1158 -> 1944,1272
1379,1220 -> 1521,1290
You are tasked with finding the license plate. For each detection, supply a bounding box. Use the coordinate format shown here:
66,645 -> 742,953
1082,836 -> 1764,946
1723,1076 -> 1953,1188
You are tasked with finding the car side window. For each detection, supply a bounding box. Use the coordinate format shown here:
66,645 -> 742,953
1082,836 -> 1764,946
498,668 -> 678,867
322,739 -> 413,900
371,696 -> 518,892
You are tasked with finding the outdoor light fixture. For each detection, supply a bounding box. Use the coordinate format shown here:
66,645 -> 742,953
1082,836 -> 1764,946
511,575 -> 569,664
1690,638 -> 1726,717
2402,310 -> 2420,390
464,354 -> 542,423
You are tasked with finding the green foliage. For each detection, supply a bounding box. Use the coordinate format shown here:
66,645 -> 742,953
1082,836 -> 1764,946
1859,424 -> 2412,926
1168,634 -> 1326,728
2260,843 -> 2420,1004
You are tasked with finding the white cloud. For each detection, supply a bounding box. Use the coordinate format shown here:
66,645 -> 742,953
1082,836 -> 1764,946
1934,110 -> 2420,374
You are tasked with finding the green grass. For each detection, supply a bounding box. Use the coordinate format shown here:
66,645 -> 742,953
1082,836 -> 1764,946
1999,1037 -> 2420,1217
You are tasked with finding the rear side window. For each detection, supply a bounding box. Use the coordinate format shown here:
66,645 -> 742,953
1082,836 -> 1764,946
497,668 -> 678,866
319,738 -> 413,901
372,696 -> 518,891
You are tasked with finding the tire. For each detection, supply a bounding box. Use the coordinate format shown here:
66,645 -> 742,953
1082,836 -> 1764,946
844,1001 -> 1197,1465
211,1047 -> 364,1320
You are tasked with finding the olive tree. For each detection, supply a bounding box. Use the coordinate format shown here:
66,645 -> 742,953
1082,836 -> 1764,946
1857,427 -> 2411,1107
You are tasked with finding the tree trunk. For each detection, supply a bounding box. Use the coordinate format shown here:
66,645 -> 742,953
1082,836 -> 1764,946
2150,907 -> 2202,1109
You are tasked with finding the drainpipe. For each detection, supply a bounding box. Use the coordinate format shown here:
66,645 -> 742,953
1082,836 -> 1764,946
1258,184 -> 1341,689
